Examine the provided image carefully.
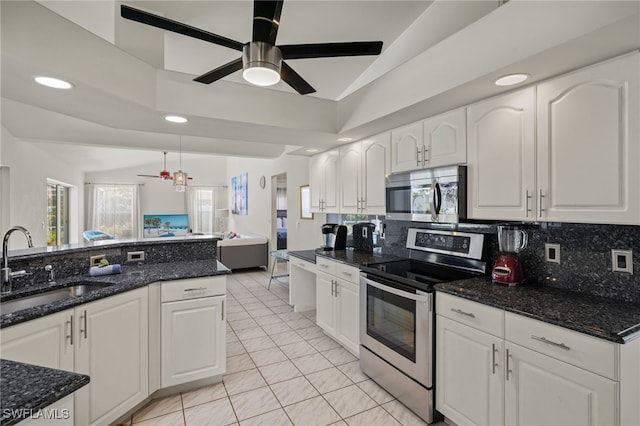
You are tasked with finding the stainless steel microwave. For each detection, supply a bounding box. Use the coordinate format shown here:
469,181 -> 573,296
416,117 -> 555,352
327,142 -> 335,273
385,165 -> 467,223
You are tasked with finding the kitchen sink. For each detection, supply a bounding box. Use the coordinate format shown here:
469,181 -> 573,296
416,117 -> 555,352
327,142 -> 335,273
0,283 -> 111,315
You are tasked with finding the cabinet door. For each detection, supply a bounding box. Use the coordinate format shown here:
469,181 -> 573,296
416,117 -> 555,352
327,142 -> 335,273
315,272 -> 335,335
339,143 -> 361,214
391,121 -> 423,173
361,133 -> 390,215
436,316 -> 504,426
537,53 -> 639,224
309,154 -> 323,212
75,287 -> 148,426
467,87 -> 536,221
161,295 -> 225,388
335,279 -> 360,356
505,342 -> 617,426
0,310 -> 74,372
323,150 -> 340,212
423,108 -> 467,168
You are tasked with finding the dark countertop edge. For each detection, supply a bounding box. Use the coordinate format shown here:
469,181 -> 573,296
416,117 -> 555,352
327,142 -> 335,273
5,236 -> 222,261
313,249 -> 404,267
287,250 -> 317,264
1,260 -> 231,329
434,282 -> 640,344
1,360 -> 89,426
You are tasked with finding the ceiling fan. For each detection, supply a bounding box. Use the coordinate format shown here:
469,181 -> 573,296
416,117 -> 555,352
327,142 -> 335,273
137,151 -> 193,186
120,1 -> 383,95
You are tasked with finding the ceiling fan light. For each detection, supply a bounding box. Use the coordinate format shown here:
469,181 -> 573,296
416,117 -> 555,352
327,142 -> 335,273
174,170 -> 188,191
242,42 -> 282,87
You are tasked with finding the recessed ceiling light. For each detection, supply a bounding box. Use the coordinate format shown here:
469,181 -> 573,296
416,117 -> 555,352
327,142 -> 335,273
337,137 -> 353,142
164,115 -> 188,123
306,149 -> 319,153
34,76 -> 73,89
494,73 -> 529,87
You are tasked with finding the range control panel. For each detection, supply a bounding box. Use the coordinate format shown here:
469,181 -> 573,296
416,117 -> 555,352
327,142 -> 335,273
406,228 -> 484,260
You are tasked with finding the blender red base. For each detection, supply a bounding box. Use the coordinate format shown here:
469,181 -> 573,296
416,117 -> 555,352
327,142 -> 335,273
491,254 -> 524,286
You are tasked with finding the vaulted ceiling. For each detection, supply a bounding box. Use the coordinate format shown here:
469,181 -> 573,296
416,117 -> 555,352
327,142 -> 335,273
1,0 -> 638,169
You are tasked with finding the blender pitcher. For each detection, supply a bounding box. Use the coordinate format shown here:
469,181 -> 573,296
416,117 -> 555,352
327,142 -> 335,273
492,225 -> 528,285
497,226 -> 528,254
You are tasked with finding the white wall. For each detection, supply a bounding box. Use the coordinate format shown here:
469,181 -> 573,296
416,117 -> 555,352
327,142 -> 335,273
0,126 -> 84,249
86,155 -> 228,231
226,153 -> 325,251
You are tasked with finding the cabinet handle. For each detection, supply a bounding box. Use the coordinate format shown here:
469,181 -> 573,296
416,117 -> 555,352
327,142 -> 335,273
320,264 -> 329,269
334,281 -> 339,297
80,310 -> 88,339
361,198 -> 366,211
423,146 -> 428,164
492,343 -> 498,374
530,335 -> 570,351
342,271 -> 352,277
66,315 -> 74,346
184,287 -> 207,292
416,147 -> 421,167
450,308 -> 475,318
506,348 -> 512,381
539,190 -> 545,216
525,190 -> 532,215
222,300 -> 225,321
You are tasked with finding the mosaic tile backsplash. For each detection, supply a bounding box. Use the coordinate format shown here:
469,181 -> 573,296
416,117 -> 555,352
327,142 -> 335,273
381,220 -> 640,304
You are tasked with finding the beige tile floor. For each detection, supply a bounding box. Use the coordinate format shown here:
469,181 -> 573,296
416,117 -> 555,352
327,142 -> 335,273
122,263 -> 442,426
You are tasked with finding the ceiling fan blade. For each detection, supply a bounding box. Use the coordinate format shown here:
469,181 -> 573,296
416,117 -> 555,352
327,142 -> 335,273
281,62 -> 315,95
137,174 -> 163,179
252,0 -> 283,45
194,58 -> 243,84
121,5 -> 245,52
279,41 -> 383,59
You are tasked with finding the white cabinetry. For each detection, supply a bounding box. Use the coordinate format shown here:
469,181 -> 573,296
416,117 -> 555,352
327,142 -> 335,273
289,256 -> 316,312
310,150 -> 339,213
74,287 -> 148,426
315,257 -> 360,356
391,109 -> 466,174
467,87 -> 536,221
536,53 -> 639,224
468,53 -> 639,224
1,288 -> 149,426
436,292 -> 637,426
160,276 -> 226,388
339,133 -> 390,215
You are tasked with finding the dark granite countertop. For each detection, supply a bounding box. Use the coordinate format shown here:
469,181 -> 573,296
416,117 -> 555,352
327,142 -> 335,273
0,359 -> 89,426
435,277 -> 640,344
287,250 -> 318,264
1,260 -> 231,329
314,248 -> 403,268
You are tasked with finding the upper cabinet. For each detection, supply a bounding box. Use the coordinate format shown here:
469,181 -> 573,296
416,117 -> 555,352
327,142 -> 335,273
310,149 -> 339,213
467,87 -> 536,221
536,53 -> 639,224
340,133 -> 390,215
391,108 -> 467,174
468,52 -> 640,225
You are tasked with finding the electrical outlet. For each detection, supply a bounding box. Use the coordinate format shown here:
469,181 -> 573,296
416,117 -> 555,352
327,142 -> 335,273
90,254 -> 106,267
611,249 -> 633,274
127,251 -> 145,262
545,243 -> 561,264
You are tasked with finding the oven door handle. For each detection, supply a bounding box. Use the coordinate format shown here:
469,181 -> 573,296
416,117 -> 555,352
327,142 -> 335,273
362,277 -> 431,303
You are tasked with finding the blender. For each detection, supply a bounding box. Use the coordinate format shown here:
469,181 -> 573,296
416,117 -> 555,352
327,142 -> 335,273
491,225 -> 528,286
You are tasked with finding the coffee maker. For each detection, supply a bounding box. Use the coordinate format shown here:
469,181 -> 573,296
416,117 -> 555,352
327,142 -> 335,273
491,225 -> 528,286
353,222 -> 376,252
321,223 -> 347,251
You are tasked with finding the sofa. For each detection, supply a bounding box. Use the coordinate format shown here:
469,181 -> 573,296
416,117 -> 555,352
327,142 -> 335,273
217,233 -> 269,270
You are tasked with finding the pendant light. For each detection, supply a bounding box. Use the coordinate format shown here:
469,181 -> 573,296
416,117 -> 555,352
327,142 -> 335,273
173,136 -> 188,192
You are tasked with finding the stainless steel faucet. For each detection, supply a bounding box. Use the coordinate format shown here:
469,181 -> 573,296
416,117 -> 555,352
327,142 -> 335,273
1,226 -> 34,293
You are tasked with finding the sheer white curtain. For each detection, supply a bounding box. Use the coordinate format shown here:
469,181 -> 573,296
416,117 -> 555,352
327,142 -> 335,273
85,184 -> 140,239
186,186 -> 227,234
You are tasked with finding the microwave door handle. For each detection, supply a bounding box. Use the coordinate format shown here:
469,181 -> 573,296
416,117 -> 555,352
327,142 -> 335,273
429,179 -> 440,221
435,182 -> 442,215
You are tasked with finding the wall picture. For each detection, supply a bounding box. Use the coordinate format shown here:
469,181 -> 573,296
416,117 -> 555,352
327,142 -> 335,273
231,172 -> 248,215
143,214 -> 189,237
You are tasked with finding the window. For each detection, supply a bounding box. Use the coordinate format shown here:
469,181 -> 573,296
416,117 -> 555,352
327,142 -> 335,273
86,184 -> 139,239
186,186 -> 227,234
47,182 -> 70,246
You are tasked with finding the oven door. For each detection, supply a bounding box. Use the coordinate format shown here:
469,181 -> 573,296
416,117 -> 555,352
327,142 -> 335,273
359,274 -> 433,388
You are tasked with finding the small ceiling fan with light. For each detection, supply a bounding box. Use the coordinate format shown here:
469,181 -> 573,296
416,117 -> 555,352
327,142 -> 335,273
120,1 -> 383,95
137,140 -> 192,192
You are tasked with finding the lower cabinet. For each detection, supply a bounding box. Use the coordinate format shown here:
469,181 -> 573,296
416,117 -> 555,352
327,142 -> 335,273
436,292 -> 628,426
0,287 -> 149,426
315,257 -> 360,356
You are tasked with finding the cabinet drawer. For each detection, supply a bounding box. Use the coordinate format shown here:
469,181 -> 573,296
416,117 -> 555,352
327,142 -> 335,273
437,293 -> 504,338
290,257 -> 316,272
161,276 -> 226,302
315,257 -> 337,275
505,312 -> 618,380
335,263 -> 359,284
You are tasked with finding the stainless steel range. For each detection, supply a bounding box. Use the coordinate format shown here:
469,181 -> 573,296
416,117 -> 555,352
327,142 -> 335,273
359,228 -> 487,423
